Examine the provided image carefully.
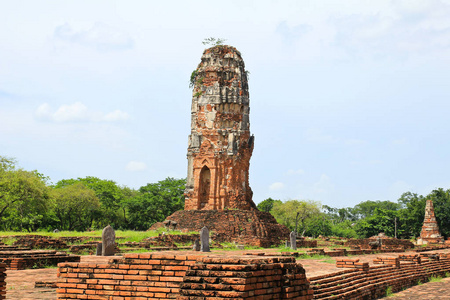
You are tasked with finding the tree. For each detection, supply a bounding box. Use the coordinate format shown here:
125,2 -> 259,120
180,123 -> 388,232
304,213 -> 332,237
0,156 -> 50,231
257,198 -> 282,213
126,178 -> 186,230
353,200 -> 401,220
54,176 -> 127,228
271,200 -> 321,235
51,183 -> 100,231
397,192 -> 426,239
355,208 -> 401,238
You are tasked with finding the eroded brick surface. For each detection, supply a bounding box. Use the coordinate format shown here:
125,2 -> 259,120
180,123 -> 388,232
185,45 -> 256,211
417,199 -> 444,245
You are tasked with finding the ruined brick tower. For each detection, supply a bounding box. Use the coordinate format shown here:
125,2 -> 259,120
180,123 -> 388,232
184,45 -> 257,211
417,199 -> 444,245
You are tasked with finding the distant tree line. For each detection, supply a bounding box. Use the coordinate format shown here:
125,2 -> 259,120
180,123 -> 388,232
258,190 -> 450,240
0,156 -> 185,231
3,155 -> 450,239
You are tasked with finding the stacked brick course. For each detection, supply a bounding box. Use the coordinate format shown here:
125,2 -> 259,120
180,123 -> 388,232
335,258 -> 369,271
57,252 -> 313,300
58,252 -> 199,299
373,257 -> 400,268
0,263 -> 5,300
311,254 -> 450,299
179,256 -> 313,300
0,250 -> 79,270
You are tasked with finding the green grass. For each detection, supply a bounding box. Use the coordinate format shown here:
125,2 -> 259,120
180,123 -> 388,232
385,286 -> 394,297
0,229 -> 199,245
429,275 -> 443,282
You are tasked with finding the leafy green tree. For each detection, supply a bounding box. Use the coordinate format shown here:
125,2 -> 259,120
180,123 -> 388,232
257,198 -> 282,213
51,183 -> 100,231
304,213 -> 333,237
355,208 -> 401,238
126,178 -> 186,230
330,220 -> 358,238
0,156 -> 50,231
271,200 -> 321,235
397,192 -> 426,239
54,176 -> 127,228
353,200 -> 401,220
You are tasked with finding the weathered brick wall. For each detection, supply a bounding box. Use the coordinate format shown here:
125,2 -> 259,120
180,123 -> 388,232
156,210 -> 290,247
0,250 -> 80,270
0,263 -> 5,300
57,252 -> 313,300
57,253 -> 199,299
311,254 -> 450,299
344,237 -> 414,250
179,256 -> 313,300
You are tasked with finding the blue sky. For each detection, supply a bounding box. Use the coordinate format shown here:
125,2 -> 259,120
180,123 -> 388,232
1,0 -> 450,208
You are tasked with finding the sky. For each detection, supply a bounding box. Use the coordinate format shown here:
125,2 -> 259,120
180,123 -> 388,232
1,0 -> 450,208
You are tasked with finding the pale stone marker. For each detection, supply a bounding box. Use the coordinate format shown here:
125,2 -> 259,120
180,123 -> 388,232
200,226 -> 210,252
102,225 -> 115,256
290,231 -> 297,250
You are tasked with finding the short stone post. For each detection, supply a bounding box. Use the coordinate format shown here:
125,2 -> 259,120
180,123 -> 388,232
200,226 -> 210,252
290,231 -> 297,250
102,225 -> 115,256
192,239 -> 200,251
96,243 -> 102,256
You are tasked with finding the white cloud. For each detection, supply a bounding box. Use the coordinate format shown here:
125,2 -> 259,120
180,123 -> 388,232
269,182 -> 285,191
54,22 -> 134,51
103,110 -> 130,122
125,161 -> 147,172
35,102 -> 129,123
287,169 -> 305,176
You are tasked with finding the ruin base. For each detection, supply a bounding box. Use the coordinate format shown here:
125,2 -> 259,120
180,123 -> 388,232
152,209 -> 290,248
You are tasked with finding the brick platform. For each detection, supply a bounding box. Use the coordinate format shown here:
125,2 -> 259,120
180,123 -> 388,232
0,250 -> 80,270
57,252 -> 313,300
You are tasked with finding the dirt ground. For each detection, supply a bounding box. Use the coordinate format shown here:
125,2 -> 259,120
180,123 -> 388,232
5,249 -> 450,299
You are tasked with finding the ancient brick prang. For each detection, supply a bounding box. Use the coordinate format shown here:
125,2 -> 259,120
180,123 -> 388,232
185,45 -> 256,211
417,199 -> 444,245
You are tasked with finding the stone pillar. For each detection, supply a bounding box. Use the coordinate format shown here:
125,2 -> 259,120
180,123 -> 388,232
200,226 -> 210,252
290,231 -> 297,250
102,225 -> 115,256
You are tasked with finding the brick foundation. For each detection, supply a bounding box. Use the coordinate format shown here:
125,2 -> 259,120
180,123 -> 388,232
153,210 -> 290,247
0,250 -> 80,270
57,252 -> 313,300
0,263 -> 5,300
